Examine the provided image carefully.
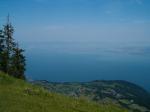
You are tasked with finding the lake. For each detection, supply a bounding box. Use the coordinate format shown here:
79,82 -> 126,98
24,41 -> 150,91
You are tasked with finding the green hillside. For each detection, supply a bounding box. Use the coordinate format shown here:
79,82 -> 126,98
0,72 -> 128,112
32,80 -> 150,112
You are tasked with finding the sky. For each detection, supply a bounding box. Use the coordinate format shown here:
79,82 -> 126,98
0,0 -> 150,90
0,0 -> 150,43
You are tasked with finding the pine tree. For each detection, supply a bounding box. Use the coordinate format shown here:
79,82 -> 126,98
0,29 -> 8,73
0,30 -> 5,71
0,15 -> 26,79
10,43 -> 26,79
3,16 -> 16,74
0,30 -> 4,56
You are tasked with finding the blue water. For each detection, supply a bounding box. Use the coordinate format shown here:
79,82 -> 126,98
25,41 -> 150,91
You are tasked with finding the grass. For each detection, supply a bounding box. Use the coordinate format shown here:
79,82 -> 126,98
0,72 -> 129,112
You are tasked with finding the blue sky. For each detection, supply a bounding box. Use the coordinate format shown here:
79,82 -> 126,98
0,0 -> 150,43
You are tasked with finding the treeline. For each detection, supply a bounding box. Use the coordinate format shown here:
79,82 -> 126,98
0,17 -> 26,79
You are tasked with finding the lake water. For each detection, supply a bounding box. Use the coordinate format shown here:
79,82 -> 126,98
24,41 -> 150,91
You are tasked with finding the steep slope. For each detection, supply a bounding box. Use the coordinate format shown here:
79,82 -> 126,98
0,72 -> 128,112
32,80 -> 150,112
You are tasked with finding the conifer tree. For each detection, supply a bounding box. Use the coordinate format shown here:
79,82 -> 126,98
0,15 -> 26,79
3,16 -> 16,74
0,30 -> 4,56
10,43 -> 26,79
0,29 -> 8,73
0,30 -> 5,71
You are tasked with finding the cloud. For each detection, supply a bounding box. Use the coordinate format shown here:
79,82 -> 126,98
135,0 -> 143,5
108,46 -> 150,56
33,0 -> 47,3
133,20 -> 146,24
44,25 -> 65,31
105,10 -> 112,15
129,0 -> 143,5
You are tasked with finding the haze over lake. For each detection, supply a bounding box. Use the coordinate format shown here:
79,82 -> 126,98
24,41 -> 150,91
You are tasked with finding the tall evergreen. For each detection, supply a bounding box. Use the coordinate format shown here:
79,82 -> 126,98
10,43 -> 26,79
3,16 -> 15,74
0,16 -> 26,79
0,29 -> 9,73
0,30 -> 5,71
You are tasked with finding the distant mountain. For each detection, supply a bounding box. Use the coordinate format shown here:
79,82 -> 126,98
32,80 -> 150,112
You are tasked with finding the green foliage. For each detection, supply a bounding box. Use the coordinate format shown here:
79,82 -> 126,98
9,43 -> 26,79
0,17 -> 26,79
0,72 -> 129,112
0,30 -> 6,71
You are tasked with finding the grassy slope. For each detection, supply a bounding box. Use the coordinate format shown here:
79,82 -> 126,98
0,72 -> 128,112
